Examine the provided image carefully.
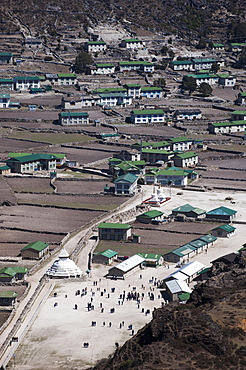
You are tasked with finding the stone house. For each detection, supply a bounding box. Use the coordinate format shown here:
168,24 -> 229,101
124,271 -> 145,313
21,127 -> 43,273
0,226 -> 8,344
172,151 -> 198,168
172,204 -> 206,219
141,87 -> 163,99
141,149 -> 174,164
236,92 -> 246,105
231,110 -> 246,121
206,206 -> 237,221
136,210 -> 164,224
14,76 -> 40,91
20,241 -> 49,259
0,267 -> 28,283
0,165 -> 11,175
0,78 -> 14,91
98,223 -> 132,241
90,63 -> 115,75
119,61 -> 154,73
0,291 -> 17,306
211,224 -> 236,238
93,249 -> 118,265
24,37 -> 42,49
114,150 -> 141,162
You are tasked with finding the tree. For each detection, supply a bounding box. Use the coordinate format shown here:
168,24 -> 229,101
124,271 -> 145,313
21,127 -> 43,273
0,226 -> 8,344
153,78 -> 166,88
197,38 -> 206,49
198,82 -> 213,96
211,62 -> 220,74
74,51 -> 93,74
181,76 -> 197,95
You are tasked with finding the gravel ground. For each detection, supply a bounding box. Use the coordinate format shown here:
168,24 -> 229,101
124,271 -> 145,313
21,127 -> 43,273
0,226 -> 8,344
203,157 -> 246,169
5,177 -> 53,193
0,138 -> 48,153
198,169 -> 246,180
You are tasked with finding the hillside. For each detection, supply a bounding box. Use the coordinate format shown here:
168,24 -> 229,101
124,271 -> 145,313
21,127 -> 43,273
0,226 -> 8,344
93,252 -> 246,370
0,0 -> 246,41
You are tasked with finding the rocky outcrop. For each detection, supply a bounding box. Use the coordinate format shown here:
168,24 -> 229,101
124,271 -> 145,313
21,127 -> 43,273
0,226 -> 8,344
93,252 -> 246,370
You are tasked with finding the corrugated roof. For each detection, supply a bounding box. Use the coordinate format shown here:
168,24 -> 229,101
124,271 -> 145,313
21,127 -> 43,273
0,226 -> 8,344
131,109 -> 164,115
165,279 -> 192,294
114,173 -> 138,184
138,253 -> 162,260
21,241 -> 49,252
212,224 -> 236,232
111,254 -> 145,272
179,261 -> 205,277
96,249 -> 118,258
207,206 -> 237,216
199,234 -> 217,243
137,210 -> 164,219
0,291 -> 17,298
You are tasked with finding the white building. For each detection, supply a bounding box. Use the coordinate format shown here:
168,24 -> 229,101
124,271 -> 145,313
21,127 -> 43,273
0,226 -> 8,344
130,109 -> 165,124
108,254 -> 145,279
120,39 -> 144,49
85,41 -> 107,53
46,248 -> 82,278
0,93 -> 10,108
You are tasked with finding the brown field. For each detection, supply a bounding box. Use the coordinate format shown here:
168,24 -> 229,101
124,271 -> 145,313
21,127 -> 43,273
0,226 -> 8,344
118,125 -> 181,137
55,179 -> 112,194
5,177 -> 53,193
203,157 -> 246,169
15,193 -> 127,211
0,205 -> 104,233
0,229 -> 64,244
0,138 -> 47,152
7,132 -> 96,145
198,169 -> 246,180
133,220 -> 217,233
0,177 -> 16,204
198,150 -> 240,160
195,178 -> 246,189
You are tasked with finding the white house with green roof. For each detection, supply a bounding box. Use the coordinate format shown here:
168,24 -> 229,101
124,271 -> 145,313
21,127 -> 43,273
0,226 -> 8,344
91,63 -> 115,75
187,73 -> 219,86
114,173 -> 138,195
20,241 -> 49,259
119,61 -> 154,73
14,76 -> 40,91
141,149 -> 174,164
98,223 -> 132,241
124,84 -> 141,98
0,93 -> 10,108
57,73 -> 77,86
208,121 -> 246,134
0,52 -> 13,64
174,109 -> 202,120
155,168 -> 190,186
6,153 -> 57,173
85,41 -> 107,53
218,74 -> 236,87
120,39 -> 144,49
211,224 -> 236,238
93,249 -> 118,265
172,151 -> 198,168
141,86 -> 163,99
228,43 -> 246,52
98,93 -> 132,107
168,137 -> 195,151
212,43 -> 225,51
130,109 -> 165,124
170,60 -> 194,71
132,140 -> 171,151
59,112 -> 89,125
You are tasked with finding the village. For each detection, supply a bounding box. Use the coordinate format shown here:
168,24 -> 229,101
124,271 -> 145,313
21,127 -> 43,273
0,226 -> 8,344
0,23 -> 246,369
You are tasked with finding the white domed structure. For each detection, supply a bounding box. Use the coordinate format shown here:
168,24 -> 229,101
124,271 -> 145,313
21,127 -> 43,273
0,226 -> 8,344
157,187 -> 165,202
46,248 -> 82,278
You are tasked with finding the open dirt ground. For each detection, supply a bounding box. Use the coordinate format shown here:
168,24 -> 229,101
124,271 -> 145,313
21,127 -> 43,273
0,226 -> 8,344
6,188 -> 246,370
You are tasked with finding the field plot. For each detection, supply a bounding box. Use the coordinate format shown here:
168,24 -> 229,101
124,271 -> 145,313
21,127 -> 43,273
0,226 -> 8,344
0,205 -> 104,233
0,110 -> 57,121
0,138 -> 47,152
198,169 -> 246,180
118,125 -> 181,137
198,150 -> 240,161
203,157 -> 246,170
15,193 -> 127,211
133,221 -> 217,234
0,177 -> 16,204
55,179 -> 112,194
208,144 -> 246,153
5,177 -> 53,193
195,178 -> 246,189
7,132 -> 96,145
41,147 -> 113,164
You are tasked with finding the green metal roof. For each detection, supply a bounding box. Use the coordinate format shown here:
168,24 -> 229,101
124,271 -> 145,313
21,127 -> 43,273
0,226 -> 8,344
87,41 -> 106,45
174,151 -> 197,159
231,110 -> 246,115
119,61 -> 153,66
0,93 -> 10,99
96,63 -> 114,67
142,149 -> 172,154
138,253 -> 162,260
137,210 -> 164,219
122,39 -> 142,43
141,86 -> 162,91
171,60 -> 193,65
59,112 -> 88,117
170,245 -> 196,257
94,87 -> 127,93
172,204 -> 206,214
211,120 -> 246,127
0,52 -> 13,56
21,241 -> 49,252
212,224 -> 236,232
96,249 -> 118,258
213,44 -> 224,47
132,109 -> 164,115
0,267 -> 28,277
57,73 -> 77,78
125,84 -> 141,88
199,234 -> 217,243
15,76 -> 40,81
0,291 -> 17,298
0,165 -> 10,170
132,140 -> 170,148
197,267 -> 211,275
178,292 -> 190,301
189,239 -> 207,248
168,136 -> 193,143
207,206 -> 237,216
192,58 -> 216,63
114,173 -> 138,184
157,169 -> 189,177
98,223 -> 131,230
0,78 -> 13,83
7,153 -> 56,163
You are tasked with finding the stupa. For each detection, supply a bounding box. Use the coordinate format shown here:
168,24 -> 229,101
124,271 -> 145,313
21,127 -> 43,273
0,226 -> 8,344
46,248 -> 82,278
142,186 -> 170,206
